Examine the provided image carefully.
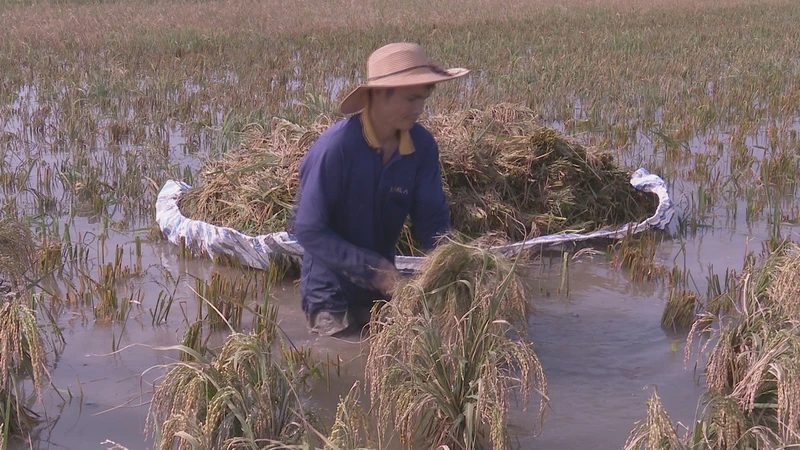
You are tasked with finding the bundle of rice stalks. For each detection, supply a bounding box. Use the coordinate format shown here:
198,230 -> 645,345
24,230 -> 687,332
179,118 -> 331,236
399,236 -> 530,331
661,289 -> 698,334
366,240 -> 547,450
178,104 -> 655,251
621,390 -> 686,450
146,330 -> 321,450
326,382 -> 375,450
0,215 -> 37,300
0,298 -> 48,441
686,241 -> 800,448
0,387 -> 39,443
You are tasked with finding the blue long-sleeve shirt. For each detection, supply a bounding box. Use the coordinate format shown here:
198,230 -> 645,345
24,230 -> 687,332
292,112 -> 450,315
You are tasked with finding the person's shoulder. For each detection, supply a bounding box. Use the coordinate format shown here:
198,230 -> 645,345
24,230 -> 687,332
315,116 -> 359,144
409,123 -> 438,153
410,122 -> 435,140
308,116 -> 361,154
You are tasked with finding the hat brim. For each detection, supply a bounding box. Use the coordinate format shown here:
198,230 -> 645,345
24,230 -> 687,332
339,67 -> 470,115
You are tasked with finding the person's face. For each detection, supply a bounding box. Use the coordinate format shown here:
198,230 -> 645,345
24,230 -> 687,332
371,85 -> 433,132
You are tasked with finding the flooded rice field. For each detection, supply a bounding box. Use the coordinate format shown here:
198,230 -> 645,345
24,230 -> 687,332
3,105 -> 796,448
2,1 -> 800,447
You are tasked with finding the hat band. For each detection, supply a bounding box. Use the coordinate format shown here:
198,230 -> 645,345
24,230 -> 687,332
367,63 -> 451,82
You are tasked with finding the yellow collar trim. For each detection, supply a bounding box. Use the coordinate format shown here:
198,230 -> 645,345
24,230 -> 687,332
361,104 -> 415,156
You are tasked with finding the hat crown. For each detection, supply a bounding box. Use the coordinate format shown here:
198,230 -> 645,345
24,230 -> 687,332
367,43 -> 430,81
339,42 -> 468,114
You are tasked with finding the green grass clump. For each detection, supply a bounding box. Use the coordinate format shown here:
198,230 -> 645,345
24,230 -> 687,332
366,240 -> 547,450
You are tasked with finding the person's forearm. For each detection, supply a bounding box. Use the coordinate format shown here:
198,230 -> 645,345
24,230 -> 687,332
294,223 -> 387,288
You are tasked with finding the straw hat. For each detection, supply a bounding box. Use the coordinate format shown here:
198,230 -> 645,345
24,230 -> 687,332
339,42 -> 470,114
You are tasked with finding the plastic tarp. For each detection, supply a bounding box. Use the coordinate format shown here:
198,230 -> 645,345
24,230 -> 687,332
156,168 -> 673,272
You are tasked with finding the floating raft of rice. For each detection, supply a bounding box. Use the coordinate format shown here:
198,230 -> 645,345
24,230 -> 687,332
179,104 -> 657,251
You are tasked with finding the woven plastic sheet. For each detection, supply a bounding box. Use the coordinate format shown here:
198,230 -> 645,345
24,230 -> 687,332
156,168 -> 673,272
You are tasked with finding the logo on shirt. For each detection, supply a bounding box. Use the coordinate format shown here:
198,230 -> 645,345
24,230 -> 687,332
390,186 -> 409,196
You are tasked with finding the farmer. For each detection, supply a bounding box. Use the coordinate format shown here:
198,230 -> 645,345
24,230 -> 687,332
292,42 -> 469,336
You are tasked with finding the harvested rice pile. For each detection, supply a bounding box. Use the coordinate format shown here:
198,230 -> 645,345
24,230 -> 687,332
179,118 -> 328,236
179,104 -> 656,249
430,105 -> 656,239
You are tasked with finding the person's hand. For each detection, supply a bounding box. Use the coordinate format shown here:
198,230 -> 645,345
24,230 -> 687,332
372,259 -> 400,298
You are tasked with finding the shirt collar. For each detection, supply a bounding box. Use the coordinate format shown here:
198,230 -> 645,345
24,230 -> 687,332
360,103 -> 415,156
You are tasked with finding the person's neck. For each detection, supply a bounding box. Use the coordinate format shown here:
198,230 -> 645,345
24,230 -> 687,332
369,107 -> 398,148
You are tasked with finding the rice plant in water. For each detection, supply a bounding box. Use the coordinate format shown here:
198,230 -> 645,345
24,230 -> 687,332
366,240 -> 547,450
624,242 -> 800,450
0,299 -> 48,399
621,389 -> 686,450
610,232 -> 665,282
660,289 -> 698,334
178,321 -> 204,363
0,216 -> 37,297
685,241 -> 800,448
326,382 -> 375,450
147,305 -> 322,449
0,216 -> 48,442
0,380 -> 39,445
193,272 -> 248,331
